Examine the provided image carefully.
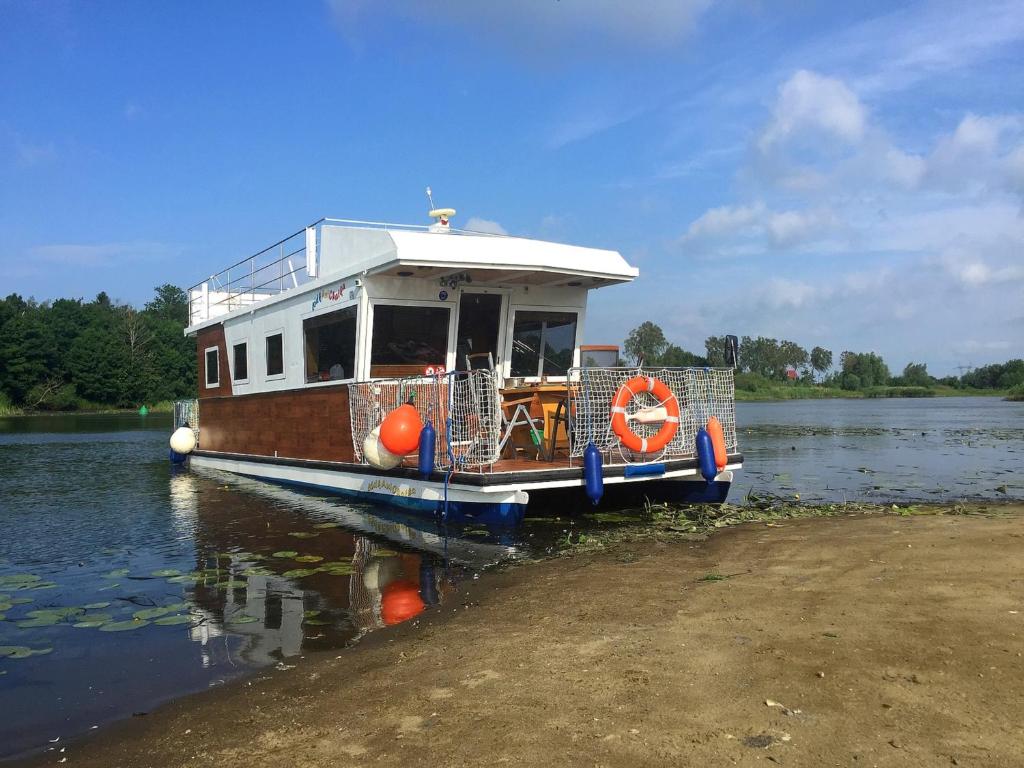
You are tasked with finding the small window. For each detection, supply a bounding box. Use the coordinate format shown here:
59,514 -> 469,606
304,305 -> 357,383
370,304 -> 450,376
266,333 -> 284,378
232,342 -> 248,382
510,310 -> 578,378
204,347 -> 219,388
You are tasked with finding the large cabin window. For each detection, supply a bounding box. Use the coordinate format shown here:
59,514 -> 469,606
304,305 -> 357,382
370,304 -> 450,377
232,341 -> 248,383
204,347 -> 220,388
265,332 -> 284,378
510,310 -> 578,378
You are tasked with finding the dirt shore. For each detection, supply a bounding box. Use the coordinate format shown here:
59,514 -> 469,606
19,508 -> 1024,768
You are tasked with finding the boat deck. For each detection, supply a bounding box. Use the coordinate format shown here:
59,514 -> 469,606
192,449 -> 744,488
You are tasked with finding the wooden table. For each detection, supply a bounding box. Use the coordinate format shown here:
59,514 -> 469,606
499,384 -> 574,458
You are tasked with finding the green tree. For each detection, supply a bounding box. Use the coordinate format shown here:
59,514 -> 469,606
900,362 -> 931,387
659,344 -> 708,367
810,346 -> 832,380
839,351 -> 891,389
623,321 -> 668,366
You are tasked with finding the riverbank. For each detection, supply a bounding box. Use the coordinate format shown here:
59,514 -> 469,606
18,504 -> 1023,768
734,384 -> 1008,401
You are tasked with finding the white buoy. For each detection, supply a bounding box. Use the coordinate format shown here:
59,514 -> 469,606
363,425 -> 401,470
169,426 -> 197,455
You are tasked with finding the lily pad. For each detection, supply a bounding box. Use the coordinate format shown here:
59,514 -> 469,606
82,602 -> 111,610
154,614 -> 193,626
288,531 -> 319,539
293,555 -> 323,563
272,551 -> 298,558
102,569 -> 129,579
0,645 -> 52,659
303,618 -> 330,626
312,522 -> 342,529
0,602 -> 12,612
98,582 -> 121,591
133,604 -> 186,621
166,574 -> 201,584
216,580 -> 248,590
240,567 -> 274,577
0,574 -> 41,588
17,616 -> 62,628
25,582 -> 58,590
303,610 -> 322,618
374,549 -> 398,557
27,607 -> 84,619
72,618 -> 112,628
99,619 -> 151,632
226,614 -> 259,624
151,569 -> 182,578
282,568 -> 317,578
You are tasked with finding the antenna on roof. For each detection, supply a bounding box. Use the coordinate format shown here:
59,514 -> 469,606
425,185 -> 456,233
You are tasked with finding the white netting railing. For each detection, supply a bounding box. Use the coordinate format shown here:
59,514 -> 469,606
567,367 -> 737,462
348,370 -> 502,469
173,399 -> 200,441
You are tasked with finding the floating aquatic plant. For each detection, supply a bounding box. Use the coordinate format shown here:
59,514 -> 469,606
282,568 -> 317,578
151,569 -> 182,578
99,619 -> 151,632
0,645 -> 52,659
154,614 -> 193,626
272,551 -> 298,558
288,532 -> 319,539
293,555 -> 323,563
226,614 -> 259,624
312,522 -> 342,529
133,604 -> 186,621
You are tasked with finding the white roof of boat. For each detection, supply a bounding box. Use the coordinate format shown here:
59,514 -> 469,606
317,224 -> 638,284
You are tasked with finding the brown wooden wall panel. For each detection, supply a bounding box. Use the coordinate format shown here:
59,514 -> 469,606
199,384 -> 355,463
197,324 -> 233,399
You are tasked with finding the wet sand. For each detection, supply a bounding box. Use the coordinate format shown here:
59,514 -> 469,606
18,507 -> 1024,767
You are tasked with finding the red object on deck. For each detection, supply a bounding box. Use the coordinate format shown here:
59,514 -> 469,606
379,404 -> 422,455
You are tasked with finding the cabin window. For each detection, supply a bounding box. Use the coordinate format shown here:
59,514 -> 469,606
304,305 -> 357,382
510,310 -> 578,378
204,347 -> 220,388
370,304 -> 450,377
265,333 -> 284,378
232,342 -> 248,383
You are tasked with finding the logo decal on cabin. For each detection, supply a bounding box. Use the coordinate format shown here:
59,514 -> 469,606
311,283 -> 347,311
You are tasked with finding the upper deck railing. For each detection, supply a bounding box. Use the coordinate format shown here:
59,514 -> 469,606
186,217 -> 505,326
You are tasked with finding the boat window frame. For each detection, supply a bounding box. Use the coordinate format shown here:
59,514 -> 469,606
264,328 -> 286,381
301,300 -> 359,387
204,346 -> 220,389
504,304 -> 581,382
231,339 -> 249,384
365,298 -> 457,378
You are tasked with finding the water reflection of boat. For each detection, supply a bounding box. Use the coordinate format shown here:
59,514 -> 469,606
168,468 -> 509,666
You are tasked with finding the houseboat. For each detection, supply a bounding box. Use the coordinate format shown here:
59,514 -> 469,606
171,208 -> 743,526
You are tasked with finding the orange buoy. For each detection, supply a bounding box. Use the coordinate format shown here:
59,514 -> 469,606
379,403 -> 422,455
380,579 -> 426,625
706,416 -> 727,471
610,375 -> 680,454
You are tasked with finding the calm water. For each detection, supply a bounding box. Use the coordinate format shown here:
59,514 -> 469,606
1,398 -> 1021,760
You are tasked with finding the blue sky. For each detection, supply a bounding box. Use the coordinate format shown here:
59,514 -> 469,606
1,0 -> 1022,376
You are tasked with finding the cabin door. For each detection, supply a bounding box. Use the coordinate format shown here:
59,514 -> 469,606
454,292 -> 504,372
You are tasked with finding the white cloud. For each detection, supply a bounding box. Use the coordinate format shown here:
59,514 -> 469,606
326,0 -> 712,50
682,202 -> 766,241
758,70 -> 867,152
463,217 -> 508,236
15,139 -> 57,166
681,201 -> 838,249
30,242 -> 181,267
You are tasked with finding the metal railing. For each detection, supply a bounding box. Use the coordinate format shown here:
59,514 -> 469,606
186,217 -> 509,326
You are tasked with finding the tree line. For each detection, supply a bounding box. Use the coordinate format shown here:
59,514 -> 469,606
0,285 -> 196,411
624,321 -> 1023,392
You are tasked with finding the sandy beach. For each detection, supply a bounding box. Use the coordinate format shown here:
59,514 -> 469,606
17,507 -> 1024,768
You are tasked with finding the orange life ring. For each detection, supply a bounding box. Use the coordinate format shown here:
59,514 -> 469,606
610,375 -> 680,454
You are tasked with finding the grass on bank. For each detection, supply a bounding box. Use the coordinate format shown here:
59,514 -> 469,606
733,373 -> 1007,402
557,491 -> 1018,556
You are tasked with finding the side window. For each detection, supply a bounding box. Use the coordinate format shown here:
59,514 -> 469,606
303,305 -> 357,382
232,342 -> 248,382
265,333 -> 284,378
510,311 -> 578,378
204,347 -> 219,388
369,304 -> 450,377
